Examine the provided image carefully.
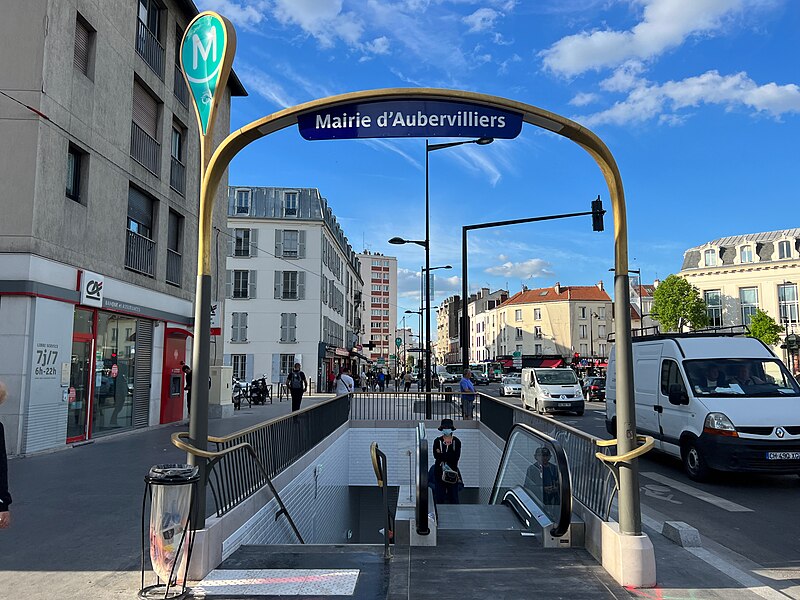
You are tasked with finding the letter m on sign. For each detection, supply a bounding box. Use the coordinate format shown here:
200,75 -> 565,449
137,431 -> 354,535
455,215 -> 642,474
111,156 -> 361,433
192,30 -> 217,70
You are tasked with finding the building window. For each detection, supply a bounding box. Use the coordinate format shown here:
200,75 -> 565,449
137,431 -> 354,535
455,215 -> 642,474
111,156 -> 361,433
74,14 -> 95,79
534,308 -> 541,320
169,123 -> 186,195
235,189 -> 251,214
284,191 -> 298,216
778,283 -> 799,325
125,186 -> 156,276
579,306 -> 587,319
739,287 -> 758,326
515,309 -> 523,321
275,270 -> 305,300
534,343 -> 543,354
704,290 -> 722,327
515,345 -> 523,353
232,355 -> 247,379
131,81 -> 161,174
515,327 -> 523,339
740,245 -> 753,263
66,145 -> 86,203
280,313 -> 297,342
579,324 -> 587,339
598,324 -> 606,339
233,270 -> 252,299
704,249 -> 716,267
779,241 -> 792,259
599,343 -> 607,357
279,354 -> 295,377
231,312 -> 248,342
579,343 -> 588,356
534,326 -> 542,339
283,230 -> 299,257
166,210 -> 183,287
234,229 -> 252,257
598,306 -> 606,319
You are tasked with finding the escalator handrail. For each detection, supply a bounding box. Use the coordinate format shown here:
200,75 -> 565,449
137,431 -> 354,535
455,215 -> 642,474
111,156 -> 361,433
415,422 -> 430,534
489,423 -> 573,537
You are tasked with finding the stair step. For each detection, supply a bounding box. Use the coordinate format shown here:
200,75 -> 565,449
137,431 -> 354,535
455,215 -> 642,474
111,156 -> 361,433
195,568 -> 360,597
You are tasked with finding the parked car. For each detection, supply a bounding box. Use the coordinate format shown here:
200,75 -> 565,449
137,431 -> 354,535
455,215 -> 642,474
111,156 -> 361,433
471,371 -> 489,385
499,374 -> 522,397
582,376 -> 606,401
606,333 -> 800,481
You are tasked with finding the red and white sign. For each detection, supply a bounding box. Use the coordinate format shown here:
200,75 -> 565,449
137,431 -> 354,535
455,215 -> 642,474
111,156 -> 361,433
68,387 -> 77,403
111,364 -> 119,378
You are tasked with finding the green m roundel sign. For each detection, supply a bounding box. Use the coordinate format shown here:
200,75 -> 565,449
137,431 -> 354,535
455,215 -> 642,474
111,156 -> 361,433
180,12 -> 235,137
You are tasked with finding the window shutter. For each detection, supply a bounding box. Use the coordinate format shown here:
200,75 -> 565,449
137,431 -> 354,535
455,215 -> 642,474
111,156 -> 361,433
274,270 -> 282,299
246,354 -> 254,381
248,270 -> 257,299
241,313 -> 248,341
74,17 -> 90,75
249,229 -> 258,257
231,312 -> 240,341
127,187 -> 154,231
225,270 -> 232,299
271,354 -> 281,383
226,228 -> 235,256
280,312 -> 288,341
275,229 -> 283,257
132,82 -> 158,139
289,313 -> 297,342
297,271 -> 306,300
298,230 -> 306,258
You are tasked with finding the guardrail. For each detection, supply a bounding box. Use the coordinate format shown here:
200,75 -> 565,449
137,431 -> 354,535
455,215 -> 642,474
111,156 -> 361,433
172,394 -> 350,520
479,393 -> 616,521
349,391 -> 477,421
415,422 -> 429,535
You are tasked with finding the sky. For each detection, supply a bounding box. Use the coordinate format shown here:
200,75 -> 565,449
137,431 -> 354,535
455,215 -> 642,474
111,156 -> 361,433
198,0 -> 800,326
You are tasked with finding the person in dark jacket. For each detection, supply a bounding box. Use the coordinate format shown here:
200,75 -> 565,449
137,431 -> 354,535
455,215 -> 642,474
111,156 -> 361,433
433,418 -> 462,504
182,363 -> 192,416
0,381 -> 12,529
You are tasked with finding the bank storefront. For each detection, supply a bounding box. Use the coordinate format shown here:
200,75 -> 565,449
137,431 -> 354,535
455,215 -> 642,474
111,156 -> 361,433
0,257 -> 196,455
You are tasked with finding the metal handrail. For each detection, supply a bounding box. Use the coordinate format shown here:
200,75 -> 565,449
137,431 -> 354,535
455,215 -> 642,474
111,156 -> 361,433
172,432 -> 304,544
415,422 -> 429,535
595,435 -> 654,464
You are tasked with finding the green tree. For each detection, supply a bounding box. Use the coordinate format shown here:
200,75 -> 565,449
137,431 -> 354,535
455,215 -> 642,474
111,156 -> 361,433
747,309 -> 783,345
650,275 -> 709,332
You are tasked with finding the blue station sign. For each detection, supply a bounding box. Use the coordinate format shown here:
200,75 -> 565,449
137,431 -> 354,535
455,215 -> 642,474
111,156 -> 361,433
298,99 -> 523,141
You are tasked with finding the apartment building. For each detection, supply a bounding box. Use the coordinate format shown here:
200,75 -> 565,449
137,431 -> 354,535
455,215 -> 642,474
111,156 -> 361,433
223,187 -> 363,390
493,283 -> 613,363
0,1 -> 245,455
435,295 -> 462,365
630,279 -> 659,334
680,228 -> 800,370
357,251 -> 398,368
468,288 -> 509,363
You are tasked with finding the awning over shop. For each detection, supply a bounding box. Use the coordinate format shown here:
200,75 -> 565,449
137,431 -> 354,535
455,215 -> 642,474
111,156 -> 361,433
538,358 -> 564,368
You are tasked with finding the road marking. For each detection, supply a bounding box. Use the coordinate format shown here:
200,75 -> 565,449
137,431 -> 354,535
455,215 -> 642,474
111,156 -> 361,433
684,547 -> 793,600
640,472 -> 753,512
641,483 -> 682,504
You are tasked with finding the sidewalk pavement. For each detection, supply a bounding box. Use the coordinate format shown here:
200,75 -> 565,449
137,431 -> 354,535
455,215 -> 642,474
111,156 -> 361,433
0,390 -> 787,600
0,393 -> 333,600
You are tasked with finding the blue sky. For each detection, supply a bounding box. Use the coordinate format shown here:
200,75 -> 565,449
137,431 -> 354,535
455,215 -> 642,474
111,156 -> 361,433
199,0 -> 800,321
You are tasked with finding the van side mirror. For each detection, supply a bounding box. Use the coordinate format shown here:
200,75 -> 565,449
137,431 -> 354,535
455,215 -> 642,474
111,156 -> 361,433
668,384 -> 689,406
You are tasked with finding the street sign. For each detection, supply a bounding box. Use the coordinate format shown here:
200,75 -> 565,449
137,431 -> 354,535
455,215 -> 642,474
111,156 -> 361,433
378,358 -> 385,365
395,337 -> 402,347
512,351 -> 522,357
390,354 -> 396,359
298,99 -> 523,141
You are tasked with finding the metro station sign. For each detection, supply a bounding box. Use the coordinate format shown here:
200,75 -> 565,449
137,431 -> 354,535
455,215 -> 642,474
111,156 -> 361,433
298,100 -> 523,141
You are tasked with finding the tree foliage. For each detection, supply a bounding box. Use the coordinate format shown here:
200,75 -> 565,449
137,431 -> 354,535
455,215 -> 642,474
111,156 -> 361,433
650,275 -> 709,332
747,309 -> 783,345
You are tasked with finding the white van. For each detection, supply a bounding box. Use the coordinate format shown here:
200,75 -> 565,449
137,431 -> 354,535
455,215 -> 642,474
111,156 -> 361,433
521,367 -> 584,416
607,333 -> 800,481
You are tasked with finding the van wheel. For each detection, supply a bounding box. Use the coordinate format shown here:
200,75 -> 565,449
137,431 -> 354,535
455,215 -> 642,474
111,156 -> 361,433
682,440 -> 711,482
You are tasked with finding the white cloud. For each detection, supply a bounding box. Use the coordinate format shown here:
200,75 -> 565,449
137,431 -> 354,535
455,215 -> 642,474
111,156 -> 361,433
541,0 -> 754,76
364,36 -> 391,54
272,0 -> 364,48
569,92 -> 600,107
578,69 -> 800,126
198,0 -> 269,30
237,64 -> 296,108
362,139 -> 423,170
485,258 -> 553,278
463,8 -> 500,33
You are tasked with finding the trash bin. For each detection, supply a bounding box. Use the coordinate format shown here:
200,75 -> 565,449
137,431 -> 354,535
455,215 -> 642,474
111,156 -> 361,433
139,464 -> 200,599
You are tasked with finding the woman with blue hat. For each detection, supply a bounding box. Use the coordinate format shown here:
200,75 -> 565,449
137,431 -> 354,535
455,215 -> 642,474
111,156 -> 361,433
433,418 -> 462,504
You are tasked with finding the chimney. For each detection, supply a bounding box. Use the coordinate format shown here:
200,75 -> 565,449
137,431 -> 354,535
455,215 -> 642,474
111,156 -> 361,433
653,278 -> 661,288
554,282 -> 561,295
522,284 -> 528,292
596,280 -> 604,291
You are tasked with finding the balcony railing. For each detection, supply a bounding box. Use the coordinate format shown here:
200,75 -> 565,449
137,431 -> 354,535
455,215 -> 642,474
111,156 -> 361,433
166,249 -> 182,287
136,20 -> 165,79
125,229 -> 156,277
173,64 -> 188,106
169,156 -> 185,196
130,121 -> 160,175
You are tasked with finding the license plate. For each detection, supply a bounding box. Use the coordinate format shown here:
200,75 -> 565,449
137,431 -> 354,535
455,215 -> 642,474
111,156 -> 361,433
558,403 -> 571,407
766,452 -> 800,460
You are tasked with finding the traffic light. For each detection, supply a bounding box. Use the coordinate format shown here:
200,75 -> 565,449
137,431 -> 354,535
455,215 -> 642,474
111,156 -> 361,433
591,196 -> 605,232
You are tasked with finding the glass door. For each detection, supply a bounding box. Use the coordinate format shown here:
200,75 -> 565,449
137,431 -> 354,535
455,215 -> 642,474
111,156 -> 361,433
67,337 -> 93,442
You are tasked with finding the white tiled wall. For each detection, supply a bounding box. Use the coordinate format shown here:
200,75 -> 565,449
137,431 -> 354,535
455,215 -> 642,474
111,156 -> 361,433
478,431 -> 504,503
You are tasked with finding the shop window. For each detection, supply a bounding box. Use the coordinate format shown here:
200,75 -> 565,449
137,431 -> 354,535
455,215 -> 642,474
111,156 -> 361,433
91,313 -> 137,436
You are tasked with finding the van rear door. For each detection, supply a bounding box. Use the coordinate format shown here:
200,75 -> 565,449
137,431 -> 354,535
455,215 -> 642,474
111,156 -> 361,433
634,343 -> 663,448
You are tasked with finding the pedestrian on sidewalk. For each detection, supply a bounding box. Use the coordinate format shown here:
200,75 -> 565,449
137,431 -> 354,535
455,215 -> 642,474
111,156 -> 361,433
286,363 -> 308,412
377,371 -> 385,392
182,363 -> 192,416
403,371 -> 412,392
327,370 -> 335,393
460,368 -> 476,419
334,367 -> 355,398
0,381 -> 12,529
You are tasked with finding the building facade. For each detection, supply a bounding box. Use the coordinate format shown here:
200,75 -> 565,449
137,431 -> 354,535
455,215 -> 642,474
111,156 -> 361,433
0,0 -> 244,455
435,295 -> 462,365
357,251 -> 398,370
630,279 -> 660,335
468,288 -> 509,363
223,187 -> 363,391
679,229 -> 800,370
492,283 -> 613,363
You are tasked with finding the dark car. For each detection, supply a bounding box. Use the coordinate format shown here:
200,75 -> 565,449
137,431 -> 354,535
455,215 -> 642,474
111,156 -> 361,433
471,371 -> 489,385
582,376 -> 606,401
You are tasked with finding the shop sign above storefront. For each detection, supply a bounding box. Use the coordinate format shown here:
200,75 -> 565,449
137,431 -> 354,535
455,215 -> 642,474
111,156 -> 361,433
80,270 -> 104,308
298,99 -> 523,141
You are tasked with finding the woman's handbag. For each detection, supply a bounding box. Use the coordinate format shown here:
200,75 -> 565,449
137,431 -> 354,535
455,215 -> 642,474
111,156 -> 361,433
441,465 -> 459,485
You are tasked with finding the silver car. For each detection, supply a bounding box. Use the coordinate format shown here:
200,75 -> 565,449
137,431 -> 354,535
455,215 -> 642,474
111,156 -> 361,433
499,374 -> 522,397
